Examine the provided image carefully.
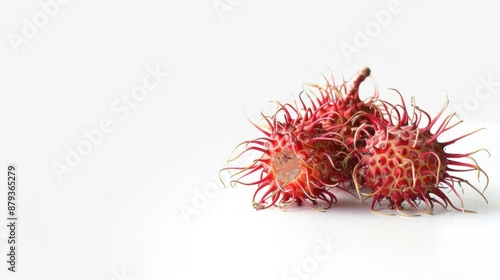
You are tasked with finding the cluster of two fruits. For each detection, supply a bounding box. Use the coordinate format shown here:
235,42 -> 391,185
223,67 -> 489,215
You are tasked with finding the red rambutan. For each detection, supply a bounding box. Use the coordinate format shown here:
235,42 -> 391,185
221,102 -> 341,210
305,67 -> 382,149
221,68 -> 379,210
353,92 -> 489,215
222,67 -> 490,215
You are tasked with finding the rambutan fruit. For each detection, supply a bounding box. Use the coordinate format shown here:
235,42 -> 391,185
220,101 -> 342,210
222,66 -> 490,215
305,67 -> 383,149
352,93 -> 490,215
220,68 -> 379,211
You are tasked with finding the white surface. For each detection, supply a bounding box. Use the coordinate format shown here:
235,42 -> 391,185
0,1 -> 499,279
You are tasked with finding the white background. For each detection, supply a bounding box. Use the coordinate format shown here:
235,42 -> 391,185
0,1 -> 499,279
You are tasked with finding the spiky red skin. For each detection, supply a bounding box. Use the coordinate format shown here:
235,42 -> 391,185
354,125 -> 449,211
223,68 -> 488,213
250,125 -> 343,210
310,67 -> 380,149
222,68 -> 381,210
352,92 -> 489,214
